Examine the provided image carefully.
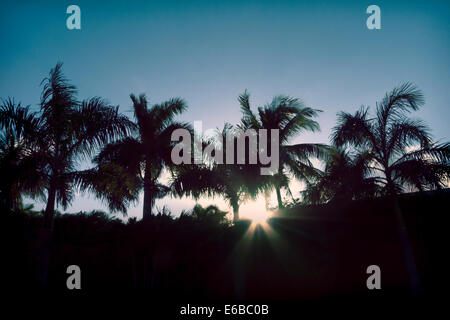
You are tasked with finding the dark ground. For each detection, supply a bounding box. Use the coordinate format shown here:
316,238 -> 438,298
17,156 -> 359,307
2,190 -> 448,316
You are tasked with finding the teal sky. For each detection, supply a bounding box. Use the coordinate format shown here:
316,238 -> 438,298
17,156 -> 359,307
1,0 -> 449,218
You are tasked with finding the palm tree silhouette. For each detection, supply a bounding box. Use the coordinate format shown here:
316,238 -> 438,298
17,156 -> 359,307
1,63 -> 133,288
94,93 -> 192,220
171,123 -> 267,223
38,63 -> 134,228
331,83 -> 450,294
238,90 -> 330,209
0,98 -> 44,211
331,83 -> 449,194
302,148 -> 382,204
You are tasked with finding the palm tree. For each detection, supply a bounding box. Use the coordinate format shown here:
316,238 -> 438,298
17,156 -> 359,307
302,148 -> 382,204
0,64 -> 133,288
93,93 -> 192,220
0,98 -> 44,211
238,90 -> 330,209
38,63 -> 134,228
331,83 -> 450,194
171,124 -> 267,223
331,83 -> 450,294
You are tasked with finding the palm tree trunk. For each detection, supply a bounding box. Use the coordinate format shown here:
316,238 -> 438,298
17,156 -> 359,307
384,171 -> 421,292
264,190 -> 270,211
37,183 -> 56,288
275,186 -> 283,209
143,183 -> 153,221
142,160 -> 153,221
231,200 -> 240,223
391,196 -> 422,294
43,184 -> 56,228
384,168 -> 397,196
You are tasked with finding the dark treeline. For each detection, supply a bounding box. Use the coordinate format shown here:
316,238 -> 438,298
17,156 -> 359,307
1,63 -> 449,298
3,190 -> 448,298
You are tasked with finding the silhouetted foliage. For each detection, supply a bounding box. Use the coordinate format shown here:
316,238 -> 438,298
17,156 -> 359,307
171,123 -> 269,222
179,204 -> 229,226
302,147 -> 383,204
331,83 -> 450,195
93,94 -> 192,220
238,90 -> 330,208
0,98 -> 45,212
0,63 -> 134,228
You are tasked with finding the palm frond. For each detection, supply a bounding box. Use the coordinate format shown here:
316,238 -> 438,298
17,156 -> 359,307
391,159 -> 450,191
153,97 -> 188,129
170,165 -> 225,199
386,118 -> 431,159
238,90 -> 260,130
376,82 -> 424,130
74,163 -> 141,214
94,137 -> 144,176
392,142 -> 450,166
279,108 -> 321,143
40,62 -> 78,122
71,97 -> 136,158
284,143 -> 331,162
331,106 -> 377,149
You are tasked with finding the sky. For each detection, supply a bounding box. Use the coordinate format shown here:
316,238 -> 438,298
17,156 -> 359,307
1,0 -> 449,219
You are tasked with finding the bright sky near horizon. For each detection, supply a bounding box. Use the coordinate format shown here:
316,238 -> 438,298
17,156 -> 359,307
1,0 -> 449,219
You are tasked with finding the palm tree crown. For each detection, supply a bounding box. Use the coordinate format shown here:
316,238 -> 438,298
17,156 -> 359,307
331,83 -> 450,195
171,123 -> 268,222
93,93 -> 192,219
0,98 -> 44,211
238,90 -> 330,208
302,148 -> 382,204
38,63 -> 134,227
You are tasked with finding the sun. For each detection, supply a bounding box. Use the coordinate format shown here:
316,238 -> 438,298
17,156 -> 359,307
250,211 -> 269,224
240,197 -> 270,224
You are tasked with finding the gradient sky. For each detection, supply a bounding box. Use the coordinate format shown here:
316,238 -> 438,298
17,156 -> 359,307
1,0 -> 449,219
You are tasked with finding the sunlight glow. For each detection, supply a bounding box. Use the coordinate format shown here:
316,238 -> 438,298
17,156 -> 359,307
240,197 -> 270,224
251,211 -> 270,224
